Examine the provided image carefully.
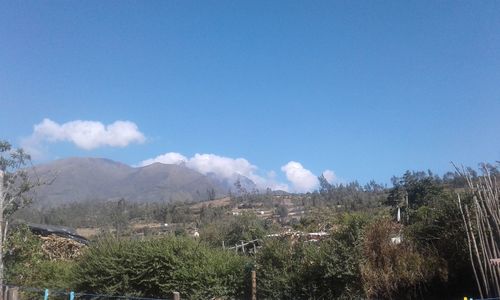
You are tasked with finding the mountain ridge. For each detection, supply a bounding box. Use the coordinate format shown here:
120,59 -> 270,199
31,157 -> 250,206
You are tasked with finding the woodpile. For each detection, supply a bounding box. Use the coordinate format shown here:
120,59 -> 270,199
39,234 -> 86,260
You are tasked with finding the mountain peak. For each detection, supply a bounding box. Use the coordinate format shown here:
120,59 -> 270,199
31,157 -> 240,206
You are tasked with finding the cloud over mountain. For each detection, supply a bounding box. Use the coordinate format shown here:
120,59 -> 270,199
140,153 -> 337,193
139,152 -> 285,190
139,152 -> 188,166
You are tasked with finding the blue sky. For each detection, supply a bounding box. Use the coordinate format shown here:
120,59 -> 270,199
1,1 -> 499,191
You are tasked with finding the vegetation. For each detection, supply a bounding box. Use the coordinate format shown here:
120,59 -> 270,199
3,147 -> 498,299
361,219 -> 446,299
75,236 -> 250,299
4,225 -> 74,291
257,213 -> 367,299
457,164 -> 500,298
0,140 -> 43,298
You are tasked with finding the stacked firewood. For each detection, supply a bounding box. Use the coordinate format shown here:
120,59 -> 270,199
39,234 -> 86,260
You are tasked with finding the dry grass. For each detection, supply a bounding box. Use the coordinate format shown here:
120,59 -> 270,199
190,197 -> 232,209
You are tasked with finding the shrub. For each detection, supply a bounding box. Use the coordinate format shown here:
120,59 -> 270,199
256,213 -> 368,299
200,213 -> 268,248
360,219 -> 446,299
4,225 -> 75,291
74,236 -> 249,299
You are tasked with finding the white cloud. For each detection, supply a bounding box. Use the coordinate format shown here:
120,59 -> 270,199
140,153 -> 337,193
139,152 -> 187,166
139,153 -> 255,180
22,118 -> 145,153
281,161 -> 319,192
139,152 -> 289,191
322,169 -> 337,184
186,154 -> 256,180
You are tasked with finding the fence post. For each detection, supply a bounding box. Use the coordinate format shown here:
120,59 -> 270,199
172,291 -> 180,300
251,270 -> 256,300
7,287 -> 18,300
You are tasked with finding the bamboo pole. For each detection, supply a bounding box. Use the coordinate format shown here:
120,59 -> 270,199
457,164 -> 500,298
458,193 -> 484,299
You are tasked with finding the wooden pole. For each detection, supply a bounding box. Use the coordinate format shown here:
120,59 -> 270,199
7,287 -> 18,300
172,291 -> 180,300
251,270 -> 257,300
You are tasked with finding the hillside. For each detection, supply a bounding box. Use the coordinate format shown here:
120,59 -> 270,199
31,157 -> 235,206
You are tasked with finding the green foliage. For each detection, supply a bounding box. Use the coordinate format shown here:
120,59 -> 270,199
14,199 -> 200,229
224,214 -> 267,245
4,225 -> 75,290
3,167 -> 484,299
200,213 -> 269,247
276,205 -> 288,218
386,170 -> 476,297
386,170 -> 444,219
74,236 -> 249,299
404,192 -> 475,296
256,213 -> 369,299
0,140 -> 36,219
198,204 -> 227,225
309,177 -> 386,211
255,239 -> 296,299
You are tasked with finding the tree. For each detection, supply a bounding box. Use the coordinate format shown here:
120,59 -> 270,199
386,171 -> 444,225
276,205 -> 288,218
206,188 -> 216,201
318,174 -> 334,195
0,140 -> 41,297
111,198 -> 129,236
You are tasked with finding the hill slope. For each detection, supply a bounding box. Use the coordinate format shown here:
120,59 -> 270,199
31,157 -> 232,206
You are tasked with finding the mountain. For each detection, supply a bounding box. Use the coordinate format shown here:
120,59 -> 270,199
206,172 -> 257,194
31,157 -> 236,206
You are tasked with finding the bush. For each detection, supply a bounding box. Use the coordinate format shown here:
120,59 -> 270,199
74,236 -> 249,299
200,213 -> 269,247
360,219 -> 446,299
256,213 -> 368,299
4,225 -> 75,290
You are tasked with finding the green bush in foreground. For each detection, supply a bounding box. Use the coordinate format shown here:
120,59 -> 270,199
74,236 -> 249,299
5,225 -> 75,290
256,213 -> 368,299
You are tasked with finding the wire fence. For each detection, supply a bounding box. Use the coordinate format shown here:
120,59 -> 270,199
2,284 -> 176,300
4,284 -> 493,300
